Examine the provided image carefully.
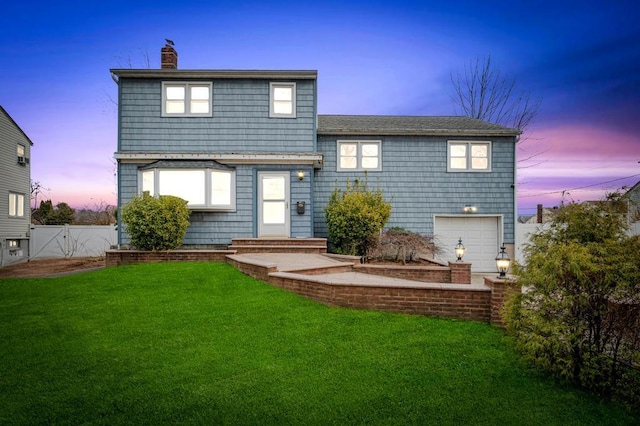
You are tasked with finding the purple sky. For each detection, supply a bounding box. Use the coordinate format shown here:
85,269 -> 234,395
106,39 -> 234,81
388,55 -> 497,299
2,1 -> 639,216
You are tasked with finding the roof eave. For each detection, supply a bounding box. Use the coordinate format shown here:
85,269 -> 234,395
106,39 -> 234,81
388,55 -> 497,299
317,129 -> 520,137
110,69 -> 318,80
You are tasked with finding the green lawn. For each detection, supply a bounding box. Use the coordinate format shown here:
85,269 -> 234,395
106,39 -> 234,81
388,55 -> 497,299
0,262 -> 637,425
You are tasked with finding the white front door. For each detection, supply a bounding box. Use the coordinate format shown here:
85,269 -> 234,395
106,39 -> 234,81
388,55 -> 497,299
258,172 -> 290,238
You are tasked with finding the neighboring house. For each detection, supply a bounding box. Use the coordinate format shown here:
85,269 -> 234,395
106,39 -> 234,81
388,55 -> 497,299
519,204 -> 560,224
623,180 -> 640,228
0,106 -> 33,266
112,44 -> 519,271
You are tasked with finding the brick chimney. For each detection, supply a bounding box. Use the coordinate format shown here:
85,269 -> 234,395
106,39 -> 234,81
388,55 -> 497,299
161,43 -> 178,69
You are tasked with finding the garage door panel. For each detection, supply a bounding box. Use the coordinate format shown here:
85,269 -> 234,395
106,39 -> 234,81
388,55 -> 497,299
434,216 -> 500,272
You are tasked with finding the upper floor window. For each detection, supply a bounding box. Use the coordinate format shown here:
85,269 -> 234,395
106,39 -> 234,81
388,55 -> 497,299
141,164 -> 235,211
162,82 -> 212,117
17,144 -> 27,165
269,82 -> 296,118
447,141 -> 491,172
337,140 -> 381,171
9,192 -> 25,217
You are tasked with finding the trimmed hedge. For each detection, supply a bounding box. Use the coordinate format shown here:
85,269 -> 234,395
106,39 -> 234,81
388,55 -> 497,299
121,193 -> 190,251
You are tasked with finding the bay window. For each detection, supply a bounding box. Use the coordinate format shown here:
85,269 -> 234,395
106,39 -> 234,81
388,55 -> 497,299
140,162 -> 235,211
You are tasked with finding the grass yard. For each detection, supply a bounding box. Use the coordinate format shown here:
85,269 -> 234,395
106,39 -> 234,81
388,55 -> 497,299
0,262 -> 637,425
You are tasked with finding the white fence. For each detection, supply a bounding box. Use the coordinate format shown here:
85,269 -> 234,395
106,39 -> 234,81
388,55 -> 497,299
30,225 -> 117,259
515,221 -> 640,266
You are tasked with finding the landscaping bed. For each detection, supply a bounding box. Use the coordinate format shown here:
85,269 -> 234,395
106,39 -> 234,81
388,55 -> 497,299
0,257 -> 106,278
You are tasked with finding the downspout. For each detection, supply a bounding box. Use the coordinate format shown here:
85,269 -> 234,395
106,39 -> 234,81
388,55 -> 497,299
110,72 -> 123,247
513,133 -> 520,262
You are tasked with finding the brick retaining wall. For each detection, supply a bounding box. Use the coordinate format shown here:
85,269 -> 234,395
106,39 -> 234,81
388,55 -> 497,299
270,273 -> 492,322
105,250 -> 234,266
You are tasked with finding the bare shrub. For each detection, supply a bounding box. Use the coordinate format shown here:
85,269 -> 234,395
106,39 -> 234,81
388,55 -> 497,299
366,227 -> 441,264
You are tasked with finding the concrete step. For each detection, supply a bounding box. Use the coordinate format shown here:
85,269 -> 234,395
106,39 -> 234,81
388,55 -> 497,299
229,238 -> 327,254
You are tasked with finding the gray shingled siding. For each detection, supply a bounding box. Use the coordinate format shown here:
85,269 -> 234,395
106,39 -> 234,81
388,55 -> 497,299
118,79 -> 316,152
313,134 -> 516,243
118,164 -> 313,246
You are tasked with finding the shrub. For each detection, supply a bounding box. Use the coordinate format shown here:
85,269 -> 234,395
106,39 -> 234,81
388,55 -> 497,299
121,193 -> 190,251
325,179 -> 391,256
504,193 -> 640,409
366,227 -> 441,264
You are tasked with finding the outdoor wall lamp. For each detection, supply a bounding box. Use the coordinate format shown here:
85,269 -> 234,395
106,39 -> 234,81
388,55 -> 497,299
297,170 -> 305,180
463,205 -> 478,213
495,244 -> 511,279
454,238 -> 466,262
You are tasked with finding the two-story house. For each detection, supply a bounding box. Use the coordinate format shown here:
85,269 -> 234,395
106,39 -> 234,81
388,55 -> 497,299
0,106 -> 33,266
112,44 -> 519,271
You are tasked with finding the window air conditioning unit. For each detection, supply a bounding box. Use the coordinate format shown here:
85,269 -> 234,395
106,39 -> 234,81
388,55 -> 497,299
17,156 -> 25,164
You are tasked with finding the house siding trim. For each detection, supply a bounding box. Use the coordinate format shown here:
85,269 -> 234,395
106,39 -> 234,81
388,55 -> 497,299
115,152 -> 323,165
111,69 -> 318,80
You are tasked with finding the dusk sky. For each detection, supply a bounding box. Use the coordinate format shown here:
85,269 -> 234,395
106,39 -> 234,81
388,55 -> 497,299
2,1 -> 639,216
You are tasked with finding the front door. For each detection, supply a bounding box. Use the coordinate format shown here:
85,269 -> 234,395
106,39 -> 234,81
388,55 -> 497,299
258,171 -> 290,238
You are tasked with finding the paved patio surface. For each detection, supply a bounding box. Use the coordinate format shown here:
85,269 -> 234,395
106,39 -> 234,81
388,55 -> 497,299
228,253 -> 486,285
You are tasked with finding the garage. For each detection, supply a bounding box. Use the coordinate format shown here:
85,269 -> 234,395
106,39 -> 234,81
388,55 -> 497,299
434,215 -> 501,272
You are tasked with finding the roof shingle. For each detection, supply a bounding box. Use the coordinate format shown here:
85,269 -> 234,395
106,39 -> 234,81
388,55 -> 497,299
317,115 -> 520,137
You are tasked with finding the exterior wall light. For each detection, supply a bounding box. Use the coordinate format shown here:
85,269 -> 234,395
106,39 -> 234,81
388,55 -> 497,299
297,170 -> 305,180
495,244 -> 511,279
454,238 -> 466,261
463,205 -> 478,213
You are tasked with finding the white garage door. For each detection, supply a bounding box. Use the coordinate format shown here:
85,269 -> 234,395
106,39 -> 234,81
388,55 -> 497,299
434,216 -> 501,272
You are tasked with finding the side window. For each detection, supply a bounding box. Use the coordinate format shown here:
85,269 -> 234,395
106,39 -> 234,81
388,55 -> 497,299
337,141 -> 381,171
17,144 -> 27,165
447,141 -> 491,172
162,82 -> 212,117
269,82 -> 296,118
9,193 -> 25,217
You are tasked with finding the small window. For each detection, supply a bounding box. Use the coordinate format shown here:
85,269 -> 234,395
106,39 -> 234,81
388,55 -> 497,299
9,193 -> 25,217
8,240 -> 19,248
337,141 -> 381,171
270,82 -> 296,118
17,144 -> 26,165
162,82 -> 212,116
447,141 -> 491,172
141,168 -> 235,211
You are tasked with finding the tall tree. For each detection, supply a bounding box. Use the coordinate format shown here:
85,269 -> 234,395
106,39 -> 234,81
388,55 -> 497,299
30,179 -> 49,210
451,55 -> 541,135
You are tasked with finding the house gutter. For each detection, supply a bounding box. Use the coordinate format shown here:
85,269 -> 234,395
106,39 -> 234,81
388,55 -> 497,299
316,129 -> 520,137
114,152 -> 324,167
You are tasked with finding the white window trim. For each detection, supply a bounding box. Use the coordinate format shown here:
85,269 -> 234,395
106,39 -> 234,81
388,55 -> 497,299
17,144 -> 27,165
9,192 -> 25,218
447,140 -> 492,172
337,140 -> 382,172
140,168 -> 236,211
269,82 -> 297,118
162,82 -> 213,117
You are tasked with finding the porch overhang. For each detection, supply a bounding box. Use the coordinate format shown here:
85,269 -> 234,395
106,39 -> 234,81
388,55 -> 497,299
114,152 -> 324,168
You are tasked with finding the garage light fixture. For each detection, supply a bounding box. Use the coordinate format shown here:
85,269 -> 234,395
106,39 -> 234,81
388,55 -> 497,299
454,238 -> 466,262
495,244 -> 511,279
463,205 -> 477,213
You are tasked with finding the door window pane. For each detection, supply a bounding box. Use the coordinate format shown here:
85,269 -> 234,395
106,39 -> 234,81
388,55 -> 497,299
262,177 -> 285,200
263,202 -> 285,224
